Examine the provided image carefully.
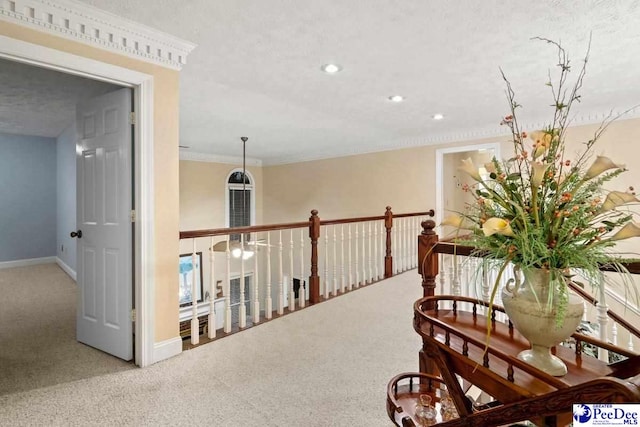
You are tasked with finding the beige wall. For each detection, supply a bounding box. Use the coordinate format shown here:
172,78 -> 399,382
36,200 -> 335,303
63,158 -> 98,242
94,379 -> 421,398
0,22 -> 181,342
260,118 -> 640,232
179,161 -> 263,231
261,137 -> 505,223
262,147 -> 437,223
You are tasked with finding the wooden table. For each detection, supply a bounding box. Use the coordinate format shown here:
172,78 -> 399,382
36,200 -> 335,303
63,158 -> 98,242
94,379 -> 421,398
386,296 -> 640,427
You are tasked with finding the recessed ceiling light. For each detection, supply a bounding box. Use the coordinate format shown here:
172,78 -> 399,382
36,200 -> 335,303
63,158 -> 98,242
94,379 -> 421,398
432,113 -> 444,120
388,95 -> 405,103
321,63 -> 342,74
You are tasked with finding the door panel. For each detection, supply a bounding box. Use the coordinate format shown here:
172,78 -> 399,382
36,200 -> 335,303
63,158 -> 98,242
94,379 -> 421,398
76,88 -> 133,361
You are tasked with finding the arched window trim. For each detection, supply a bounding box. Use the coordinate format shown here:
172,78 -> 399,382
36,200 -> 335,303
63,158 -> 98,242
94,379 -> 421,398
224,168 -> 256,228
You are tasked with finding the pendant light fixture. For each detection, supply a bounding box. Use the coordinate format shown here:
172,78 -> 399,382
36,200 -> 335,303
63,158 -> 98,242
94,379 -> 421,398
212,137 -> 254,259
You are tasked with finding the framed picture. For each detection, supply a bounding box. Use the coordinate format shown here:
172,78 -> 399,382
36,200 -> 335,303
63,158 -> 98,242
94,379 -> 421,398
179,252 -> 203,307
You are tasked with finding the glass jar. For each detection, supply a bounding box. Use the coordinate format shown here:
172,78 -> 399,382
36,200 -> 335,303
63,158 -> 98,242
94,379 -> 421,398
414,394 -> 437,426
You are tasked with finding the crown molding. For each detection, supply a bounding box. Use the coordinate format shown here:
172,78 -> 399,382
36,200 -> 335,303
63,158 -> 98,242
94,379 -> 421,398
261,107 -> 640,166
179,150 -> 263,167
0,0 -> 196,70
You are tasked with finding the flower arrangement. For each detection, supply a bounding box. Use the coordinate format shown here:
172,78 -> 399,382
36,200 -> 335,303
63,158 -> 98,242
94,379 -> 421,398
443,38 -> 639,323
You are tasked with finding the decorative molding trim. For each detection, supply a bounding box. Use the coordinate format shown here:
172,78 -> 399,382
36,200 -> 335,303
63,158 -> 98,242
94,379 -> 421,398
56,257 -> 77,281
0,256 -> 56,269
260,110 -> 640,166
152,336 -> 182,364
180,150 -> 263,167
0,0 -> 196,70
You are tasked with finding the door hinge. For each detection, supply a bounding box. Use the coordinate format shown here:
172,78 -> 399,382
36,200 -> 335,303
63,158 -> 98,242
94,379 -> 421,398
131,308 -> 136,322
129,112 -> 136,125
130,210 -> 136,223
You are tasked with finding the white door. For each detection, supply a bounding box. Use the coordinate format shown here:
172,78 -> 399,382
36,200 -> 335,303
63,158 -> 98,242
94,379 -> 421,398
75,88 -> 133,360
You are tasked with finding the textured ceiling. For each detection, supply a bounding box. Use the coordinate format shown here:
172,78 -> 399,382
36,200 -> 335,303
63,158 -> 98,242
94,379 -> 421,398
9,1 -> 640,163
0,58 -> 119,138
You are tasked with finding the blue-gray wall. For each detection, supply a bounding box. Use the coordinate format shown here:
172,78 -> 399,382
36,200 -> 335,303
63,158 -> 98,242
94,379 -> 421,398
56,123 -> 76,272
0,132 -> 57,261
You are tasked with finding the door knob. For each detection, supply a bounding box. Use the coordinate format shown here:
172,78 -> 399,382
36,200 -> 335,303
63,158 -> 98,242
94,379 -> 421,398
70,230 -> 83,238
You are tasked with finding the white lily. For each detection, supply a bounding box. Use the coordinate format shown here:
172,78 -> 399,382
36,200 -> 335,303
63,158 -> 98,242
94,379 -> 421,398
530,161 -> 550,188
609,222 -> 640,241
458,157 -> 483,182
600,191 -> 640,212
584,156 -> 625,180
440,214 -> 475,230
482,217 -> 515,237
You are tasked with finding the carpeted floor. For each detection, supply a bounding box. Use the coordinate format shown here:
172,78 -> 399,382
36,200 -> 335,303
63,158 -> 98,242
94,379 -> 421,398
0,264 -> 135,396
0,265 -> 422,426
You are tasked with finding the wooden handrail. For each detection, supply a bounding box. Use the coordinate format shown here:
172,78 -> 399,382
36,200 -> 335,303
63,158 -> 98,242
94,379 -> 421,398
180,207 -> 435,310
179,220 -> 309,239
180,210 -> 434,239
568,281 -> 640,341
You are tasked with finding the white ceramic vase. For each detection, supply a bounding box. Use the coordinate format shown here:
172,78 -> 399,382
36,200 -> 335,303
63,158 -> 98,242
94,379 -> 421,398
501,267 -> 584,377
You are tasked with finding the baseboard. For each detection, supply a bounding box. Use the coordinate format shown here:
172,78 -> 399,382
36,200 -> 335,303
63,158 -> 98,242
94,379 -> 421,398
152,337 -> 182,364
0,256 -> 56,270
55,257 -> 77,281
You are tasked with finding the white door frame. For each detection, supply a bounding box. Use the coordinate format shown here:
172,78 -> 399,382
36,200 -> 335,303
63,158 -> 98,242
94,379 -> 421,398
435,142 -> 501,234
0,34 -> 155,367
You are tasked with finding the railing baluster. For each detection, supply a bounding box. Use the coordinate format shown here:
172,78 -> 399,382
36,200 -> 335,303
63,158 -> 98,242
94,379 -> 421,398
341,224 -> 346,293
190,239 -> 199,345
393,219 -> 398,275
289,229 -> 295,311
415,217 -> 420,267
253,233 -> 260,324
265,232 -> 272,319
403,218 -> 407,271
348,224 -> 353,291
239,234 -> 247,329
462,258 -> 471,312
401,217 -> 406,272
333,225 -> 338,296
597,284 -> 609,362
362,222 -> 367,284
452,255 -> 460,296
278,230 -> 284,315
324,226 -> 329,299
224,235 -> 232,333
629,333 -> 635,352
368,222 -> 373,284
300,229 -> 305,308
355,223 -> 360,288
612,323 -> 618,346
482,261 -> 492,318
208,237 -> 216,339
437,253 -> 444,289
404,218 -> 409,271
374,222 -> 379,281
407,217 -> 418,270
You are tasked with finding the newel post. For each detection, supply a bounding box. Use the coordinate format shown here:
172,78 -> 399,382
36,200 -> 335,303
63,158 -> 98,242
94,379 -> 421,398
418,219 -> 438,307
309,209 -> 321,304
384,206 -> 393,278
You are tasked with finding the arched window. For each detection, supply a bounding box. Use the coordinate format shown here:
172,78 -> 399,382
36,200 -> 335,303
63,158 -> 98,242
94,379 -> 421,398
226,169 -> 255,240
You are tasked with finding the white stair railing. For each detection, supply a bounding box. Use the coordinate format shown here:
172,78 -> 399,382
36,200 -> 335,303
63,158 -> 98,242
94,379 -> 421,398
433,251 -> 639,356
179,209 -> 433,343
